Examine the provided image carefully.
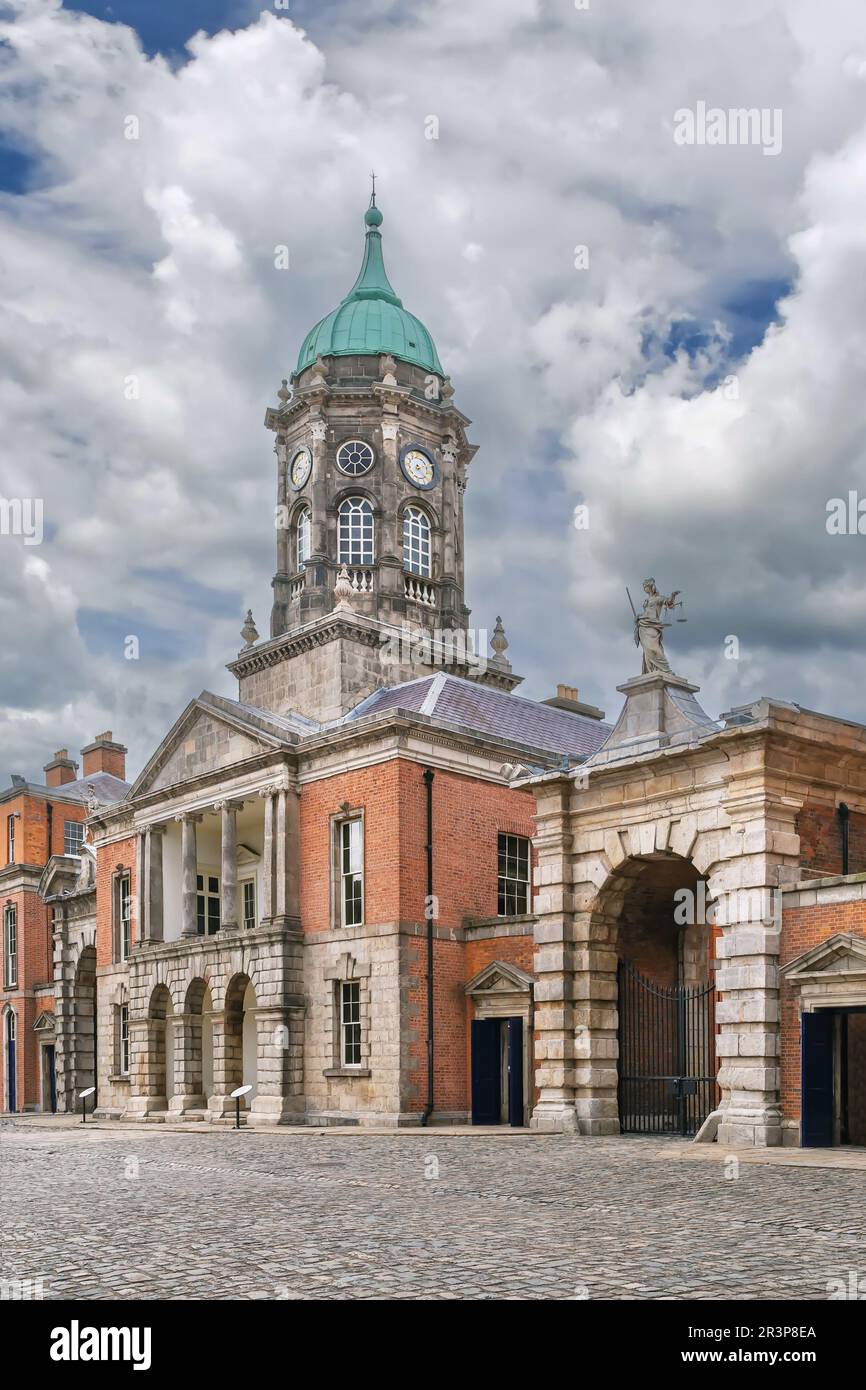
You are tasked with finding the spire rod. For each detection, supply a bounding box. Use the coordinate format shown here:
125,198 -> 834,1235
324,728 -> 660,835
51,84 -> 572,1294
369,169 -> 377,207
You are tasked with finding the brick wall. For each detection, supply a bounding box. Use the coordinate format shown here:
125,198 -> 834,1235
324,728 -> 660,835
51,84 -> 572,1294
796,803 -> 866,879
780,898 -> 866,1120
299,762 -> 402,933
1,794 -> 88,869
397,761 -> 536,928
95,837 -> 138,969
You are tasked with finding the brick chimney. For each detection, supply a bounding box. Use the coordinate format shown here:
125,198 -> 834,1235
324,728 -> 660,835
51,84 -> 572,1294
542,683 -> 606,721
81,731 -> 127,780
43,749 -> 79,787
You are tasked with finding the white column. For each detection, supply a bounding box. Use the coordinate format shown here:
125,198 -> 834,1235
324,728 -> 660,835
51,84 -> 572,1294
217,800 -> 243,931
275,786 -> 287,920
144,824 -> 165,943
259,788 -> 275,924
176,813 -> 202,937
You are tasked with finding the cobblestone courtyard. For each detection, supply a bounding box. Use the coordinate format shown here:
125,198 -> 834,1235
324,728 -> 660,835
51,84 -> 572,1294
2,1120 -> 864,1301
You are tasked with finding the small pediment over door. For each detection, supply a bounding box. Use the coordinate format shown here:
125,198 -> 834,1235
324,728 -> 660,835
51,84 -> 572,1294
464,960 -> 534,997
781,933 -> 866,984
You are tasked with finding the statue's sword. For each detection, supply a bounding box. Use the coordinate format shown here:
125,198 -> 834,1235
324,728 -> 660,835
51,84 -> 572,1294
626,587 -> 640,645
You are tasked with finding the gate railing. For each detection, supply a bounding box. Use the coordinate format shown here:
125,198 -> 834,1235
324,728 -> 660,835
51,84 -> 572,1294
617,959 -> 720,1137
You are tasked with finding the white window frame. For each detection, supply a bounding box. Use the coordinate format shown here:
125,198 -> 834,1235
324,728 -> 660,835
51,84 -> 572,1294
119,874 -> 132,960
338,817 -> 364,928
337,497 -> 375,565
403,504 -> 432,577
241,878 -> 257,931
196,871 -> 221,936
340,980 -> 362,1066
6,814 -> 14,865
296,506 -> 311,569
497,833 -> 531,916
64,820 -> 85,856
119,1003 -> 130,1076
4,904 -> 17,987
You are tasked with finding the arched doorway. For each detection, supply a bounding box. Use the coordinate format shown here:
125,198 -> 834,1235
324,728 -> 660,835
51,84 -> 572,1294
148,984 -> 173,1108
224,973 -> 257,1106
4,1008 -> 16,1112
593,854 -> 720,1137
74,946 -> 97,1103
183,978 -> 213,1105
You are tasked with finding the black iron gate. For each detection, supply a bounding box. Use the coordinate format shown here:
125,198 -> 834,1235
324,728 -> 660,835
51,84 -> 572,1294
617,960 -> 719,1137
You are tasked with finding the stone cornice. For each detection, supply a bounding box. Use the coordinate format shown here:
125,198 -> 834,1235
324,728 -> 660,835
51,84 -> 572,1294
227,612 -> 384,679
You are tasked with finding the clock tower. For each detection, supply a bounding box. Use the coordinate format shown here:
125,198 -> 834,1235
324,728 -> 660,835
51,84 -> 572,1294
228,194 -> 521,723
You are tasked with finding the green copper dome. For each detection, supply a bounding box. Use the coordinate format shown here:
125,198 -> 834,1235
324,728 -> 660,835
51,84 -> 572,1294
295,202 -> 443,376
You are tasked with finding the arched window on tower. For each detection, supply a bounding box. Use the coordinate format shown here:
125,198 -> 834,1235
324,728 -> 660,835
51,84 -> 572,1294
296,506 -> 311,569
338,498 -> 374,565
403,505 -> 431,577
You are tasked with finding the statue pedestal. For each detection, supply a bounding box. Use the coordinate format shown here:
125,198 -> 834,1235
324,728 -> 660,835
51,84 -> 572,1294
588,672 -> 717,767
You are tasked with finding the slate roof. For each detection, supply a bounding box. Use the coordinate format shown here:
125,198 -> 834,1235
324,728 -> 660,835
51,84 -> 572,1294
344,673 -> 611,760
0,770 -> 131,806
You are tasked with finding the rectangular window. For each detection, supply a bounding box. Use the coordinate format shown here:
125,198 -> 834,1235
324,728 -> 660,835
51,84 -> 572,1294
196,874 -> 221,935
242,880 -> 256,931
497,833 -> 531,916
119,1004 -> 130,1075
339,818 -> 364,927
340,981 -> 361,1066
119,874 -> 132,960
4,904 -> 17,987
64,820 -> 85,856
6,814 -> 14,864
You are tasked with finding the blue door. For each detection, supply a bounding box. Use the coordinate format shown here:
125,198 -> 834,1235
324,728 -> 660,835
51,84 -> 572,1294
506,1017 -> 524,1127
802,1011 -> 834,1147
471,1019 -> 501,1124
46,1045 -> 57,1113
6,1027 -> 15,1112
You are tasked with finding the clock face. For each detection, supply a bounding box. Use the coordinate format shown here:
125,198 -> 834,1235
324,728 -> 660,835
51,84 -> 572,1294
400,445 -> 438,490
289,446 -> 312,490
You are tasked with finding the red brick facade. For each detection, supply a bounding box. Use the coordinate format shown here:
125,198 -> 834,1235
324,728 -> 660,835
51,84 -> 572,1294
780,897 -> 866,1122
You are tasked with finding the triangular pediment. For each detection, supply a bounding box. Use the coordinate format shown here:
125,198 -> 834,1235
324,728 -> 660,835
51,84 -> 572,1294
464,959 -> 534,996
781,933 -> 866,981
33,1011 -> 55,1033
131,693 -> 297,799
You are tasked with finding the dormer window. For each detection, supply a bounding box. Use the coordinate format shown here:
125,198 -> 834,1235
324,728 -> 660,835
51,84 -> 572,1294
338,498 -> 375,565
403,505 -> 431,577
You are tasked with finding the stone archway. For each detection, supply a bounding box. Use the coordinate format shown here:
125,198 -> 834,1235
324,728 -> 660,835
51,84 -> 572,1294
221,973 -> 257,1109
575,853 -> 719,1137
146,983 -> 173,1111
167,977 -> 211,1116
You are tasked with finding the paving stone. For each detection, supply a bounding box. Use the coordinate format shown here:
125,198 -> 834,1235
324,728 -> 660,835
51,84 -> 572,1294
1,1123 -> 864,1300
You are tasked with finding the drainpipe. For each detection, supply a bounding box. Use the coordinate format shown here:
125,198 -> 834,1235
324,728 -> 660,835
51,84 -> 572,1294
421,768 -> 435,1127
839,802 -> 850,876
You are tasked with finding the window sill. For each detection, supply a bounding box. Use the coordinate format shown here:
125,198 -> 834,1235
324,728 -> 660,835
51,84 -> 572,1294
323,1067 -> 371,1079
465,913 -> 536,930
108,1074 -> 131,1084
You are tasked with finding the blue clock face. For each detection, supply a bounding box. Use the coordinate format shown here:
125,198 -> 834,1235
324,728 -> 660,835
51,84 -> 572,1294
400,444 -> 438,490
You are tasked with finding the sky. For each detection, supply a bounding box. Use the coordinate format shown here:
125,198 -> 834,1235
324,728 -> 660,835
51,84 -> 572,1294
1,0 -> 866,786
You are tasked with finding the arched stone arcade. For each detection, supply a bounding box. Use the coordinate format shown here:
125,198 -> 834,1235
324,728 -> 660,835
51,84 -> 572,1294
123,937 -> 305,1124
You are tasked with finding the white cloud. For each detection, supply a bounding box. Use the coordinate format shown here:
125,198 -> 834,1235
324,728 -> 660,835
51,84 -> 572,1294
2,0 -> 866,783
